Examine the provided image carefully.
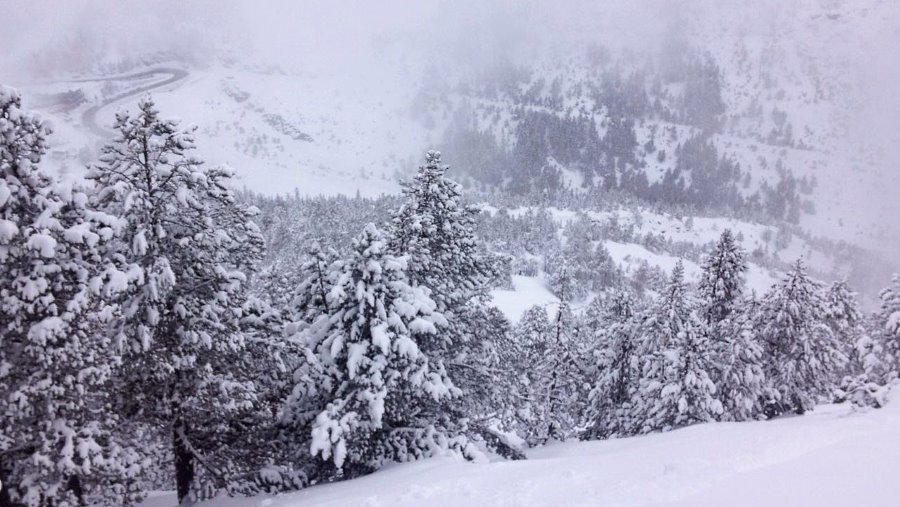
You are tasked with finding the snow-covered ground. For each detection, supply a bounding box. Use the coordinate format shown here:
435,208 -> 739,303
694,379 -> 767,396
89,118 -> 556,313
140,391 -> 900,507
490,275 -> 560,323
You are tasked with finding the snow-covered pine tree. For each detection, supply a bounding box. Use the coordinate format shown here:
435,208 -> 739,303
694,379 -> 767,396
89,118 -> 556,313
287,241 -> 340,330
836,274 -> 900,407
0,87 -> 139,506
697,229 -> 745,325
877,274 -> 900,369
515,303 -> 589,445
444,304 -> 527,459
715,300 -> 768,420
389,150 -> 491,316
537,304 -> 589,442
696,230 -> 766,421
585,290 -> 641,439
302,224 -> 478,477
512,305 -> 550,445
87,96 -> 270,504
829,281 -> 891,409
546,252 -> 585,303
387,151 -> 508,450
824,281 -> 865,381
635,261 -> 722,433
756,259 -> 846,415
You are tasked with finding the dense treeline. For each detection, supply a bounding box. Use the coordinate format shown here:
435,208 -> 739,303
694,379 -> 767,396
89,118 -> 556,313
1,90 -> 898,507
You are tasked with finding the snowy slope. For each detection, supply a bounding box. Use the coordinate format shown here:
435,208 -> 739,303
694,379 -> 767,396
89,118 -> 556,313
15,62 -> 433,198
140,391 -> 900,507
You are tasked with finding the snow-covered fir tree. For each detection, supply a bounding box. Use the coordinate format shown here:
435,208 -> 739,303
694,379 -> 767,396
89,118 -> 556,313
387,150 -> 509,450
824,281 -> 865,380
696,230 -> 766,421
298,224 -> 478,477
541,304 -> 588,442
877,274 -> 900,369
546,252 -> 585,303
0,87 -> 140,506
714,301 -> 768,420
697,229 -> 746,325
287,241 -> 341,330
550,216 -> 621,297
87,96 -> 271,504
635,261 -> 722,433
585,290 -> 641,439
389,150 -> 492,315
831,282 -> 891,409
756,259 -> 846,415
516,303 -> 587,444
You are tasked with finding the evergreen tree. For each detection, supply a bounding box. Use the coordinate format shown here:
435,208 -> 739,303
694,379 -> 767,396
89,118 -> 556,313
546,254 -> 582,303
389,150 -> 491,316
697,230 -> 765,421
824,281 -> 865,379
585,290 -> 641,439
876,274 -> 900,369
513,305 -> 551,444
635,262 -> 722,432
518,304 -> 587,444
0,87 -> 139,506
715,301 -> 768,420
388,151 -> 506,449
878,274 -> 900,368
697,229 -> 746,325
87,96 -> 269,504
756,259 -> 846,415
302,224 -> 477,476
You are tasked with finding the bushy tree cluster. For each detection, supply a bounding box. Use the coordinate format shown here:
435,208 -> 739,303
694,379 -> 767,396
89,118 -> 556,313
574,231 -> 893,443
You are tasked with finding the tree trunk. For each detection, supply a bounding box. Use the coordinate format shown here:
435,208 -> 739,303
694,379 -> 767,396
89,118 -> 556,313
65,475 -> 85,506
173,420 -> 194,506
0,461 -> 14,507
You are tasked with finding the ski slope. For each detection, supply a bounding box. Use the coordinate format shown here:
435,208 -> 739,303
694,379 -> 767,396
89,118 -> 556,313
141,391 -> 900,507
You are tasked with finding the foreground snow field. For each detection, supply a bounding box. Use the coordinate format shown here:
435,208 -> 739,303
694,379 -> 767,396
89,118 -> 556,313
141,391 -> 900,507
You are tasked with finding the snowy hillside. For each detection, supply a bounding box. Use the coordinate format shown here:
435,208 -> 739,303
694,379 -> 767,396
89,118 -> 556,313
139,390 -> 900,507
15,62 -> 430,197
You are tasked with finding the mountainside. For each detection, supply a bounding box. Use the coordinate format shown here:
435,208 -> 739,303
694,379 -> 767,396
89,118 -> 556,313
9,1 -> 897,300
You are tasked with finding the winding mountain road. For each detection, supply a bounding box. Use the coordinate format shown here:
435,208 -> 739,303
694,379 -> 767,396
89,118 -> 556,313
74,67 -> 189,137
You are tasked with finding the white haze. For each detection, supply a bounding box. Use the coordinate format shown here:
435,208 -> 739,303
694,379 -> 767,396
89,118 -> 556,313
1,0 -> 898,264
